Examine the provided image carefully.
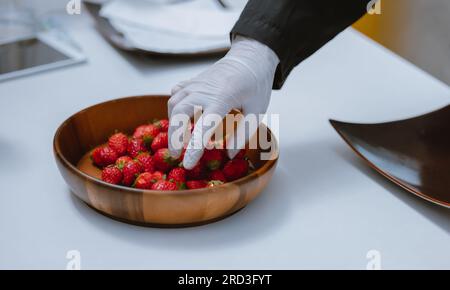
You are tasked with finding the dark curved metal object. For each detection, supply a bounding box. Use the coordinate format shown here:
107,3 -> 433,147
331,105 -> 450,208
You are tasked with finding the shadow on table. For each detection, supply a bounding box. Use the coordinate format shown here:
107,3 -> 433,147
0,138 -> 25,174
335,145 -> 450,234
71,139 -> 349,250
279,138 -> 365,206
116,48 -> 221,76
69,167 -> 292,250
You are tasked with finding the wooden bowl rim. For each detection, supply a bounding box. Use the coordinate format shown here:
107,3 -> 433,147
53,95 -> 279,196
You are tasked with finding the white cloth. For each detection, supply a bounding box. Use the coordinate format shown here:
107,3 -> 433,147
100,0 -> 244,53
108,18 -> 230,53
101,0 -> 240,38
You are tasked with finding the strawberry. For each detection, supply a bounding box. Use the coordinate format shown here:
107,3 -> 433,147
122,160 -> 142,186
151,132 -> 168,153
135,152 -> 155,173
168,167 -> 186,182
186,180 -> 207,189
185,161 -> 206,180
115,156 -> 132,170
153,148 -> 179,172
233,149 -> 247,159
179,148 -> 186,161
208,170 -> 227,183
108,132 -> 128,156
133,124 -> 160,146
150,171 -> 165,183
201,148 -> 224,171
133,172 -> 154,189
127,137 -> 147,158
91,146 -> 118,168
167,167 -> 187,189
153,119 -> 169,132
223,159 -> 249,181
101,165 -> 123,185
151,180 -> 177,191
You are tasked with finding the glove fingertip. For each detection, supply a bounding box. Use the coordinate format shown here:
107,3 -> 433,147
169,148 -> 181,159
182,156 -> 195,170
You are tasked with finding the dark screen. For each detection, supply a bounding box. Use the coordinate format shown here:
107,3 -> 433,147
0,38 -> 70,75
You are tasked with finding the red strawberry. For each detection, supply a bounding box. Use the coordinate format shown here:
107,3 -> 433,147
91,146 -> 118,168
179,148 -> 186,161
108,133 -> 128,156
133,172 -> 154,189
153,148 -> 179,172
168,167 -> 187,189
101,165 -> 123,185
122,160 -> 142,186
153,119 -> 169,132
150,171 -> 165,183
201,148 -> 224,171
151,180 -> 177,191
223,159 -> 249,181
115,156 -> 132,170
185,161 -> 206,180
151,132 -> 168,153
208,170 -> 227,183
133,124 -> 160,146
186,180 -> 207,189
234,149 -> 247,159
135,152 -> 155,173
168,167 -> 186,182
127,137 -> 147,158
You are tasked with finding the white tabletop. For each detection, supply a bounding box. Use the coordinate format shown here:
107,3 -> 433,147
1,13 -> 449,270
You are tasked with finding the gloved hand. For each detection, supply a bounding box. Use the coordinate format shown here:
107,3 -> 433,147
168,35 -> 279,169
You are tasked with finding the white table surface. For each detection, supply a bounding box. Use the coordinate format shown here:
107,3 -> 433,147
1,13 -> 449,270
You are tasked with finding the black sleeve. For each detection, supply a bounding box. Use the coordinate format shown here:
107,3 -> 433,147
231,0 -> 371,89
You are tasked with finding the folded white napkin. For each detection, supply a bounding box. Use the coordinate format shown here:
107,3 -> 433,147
100,0 -> 242,39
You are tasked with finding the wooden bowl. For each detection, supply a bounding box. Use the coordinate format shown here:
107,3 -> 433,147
53,95 -> 279,227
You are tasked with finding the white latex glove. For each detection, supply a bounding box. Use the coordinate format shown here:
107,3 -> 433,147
168,35 -> 279,169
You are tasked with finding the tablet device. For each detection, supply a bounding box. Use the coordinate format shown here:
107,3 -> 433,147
0,32 -> 86,82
